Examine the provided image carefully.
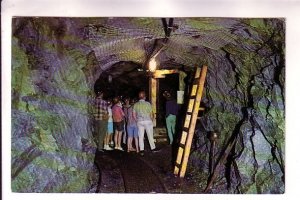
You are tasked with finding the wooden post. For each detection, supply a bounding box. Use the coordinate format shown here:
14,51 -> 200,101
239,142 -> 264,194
204,137 -> 237,193
208,132 -> 218,175
149,69 -> 178,127
150,77 -> 157,127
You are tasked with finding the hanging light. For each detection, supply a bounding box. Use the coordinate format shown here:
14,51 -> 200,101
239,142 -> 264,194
148,58 -> 157,72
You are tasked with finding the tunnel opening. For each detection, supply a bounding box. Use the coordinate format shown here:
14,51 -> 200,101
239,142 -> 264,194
94,61 -> 148,99
92,60 -> 205,191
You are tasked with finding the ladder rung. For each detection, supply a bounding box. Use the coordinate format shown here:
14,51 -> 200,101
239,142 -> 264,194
195,69 -> 201,78
187,99 -> 195,112
199,107 -> 205,111
189,95 -> 196,99
191,85 -> 198,96
183,115 -> 191,128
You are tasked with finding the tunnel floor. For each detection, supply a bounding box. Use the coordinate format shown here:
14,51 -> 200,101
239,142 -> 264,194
94,141 -> 202,193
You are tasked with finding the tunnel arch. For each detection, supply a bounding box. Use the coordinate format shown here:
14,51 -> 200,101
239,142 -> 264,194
93,61 -> 149,99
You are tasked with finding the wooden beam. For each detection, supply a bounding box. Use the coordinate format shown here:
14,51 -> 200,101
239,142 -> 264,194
150,77 -> 157,127
203,137 -> 237,193
153,69 -> 178,78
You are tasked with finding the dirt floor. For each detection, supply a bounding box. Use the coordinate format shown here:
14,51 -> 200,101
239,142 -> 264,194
94,141 -> 204,193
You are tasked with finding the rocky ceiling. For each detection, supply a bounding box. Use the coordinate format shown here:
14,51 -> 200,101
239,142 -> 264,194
11,17 -> 285,193
86,17 -> 237,71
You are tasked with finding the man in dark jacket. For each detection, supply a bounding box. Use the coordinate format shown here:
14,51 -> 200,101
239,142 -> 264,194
163,90 -> 179,145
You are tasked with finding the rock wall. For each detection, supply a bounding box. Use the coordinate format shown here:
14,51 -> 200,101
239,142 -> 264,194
12,18 -> 98,192
188,19 -> 285,193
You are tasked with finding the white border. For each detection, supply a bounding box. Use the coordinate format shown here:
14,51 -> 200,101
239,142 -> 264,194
2,0 -> 300,200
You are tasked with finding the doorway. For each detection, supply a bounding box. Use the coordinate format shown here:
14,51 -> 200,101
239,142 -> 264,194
156,73 -> 179,128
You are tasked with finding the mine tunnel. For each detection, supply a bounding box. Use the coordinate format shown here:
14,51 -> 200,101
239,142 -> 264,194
11,17 -> 285,194
92,60 -> 204,193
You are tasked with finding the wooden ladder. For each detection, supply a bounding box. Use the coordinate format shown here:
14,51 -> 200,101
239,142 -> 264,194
174,65 -> 208,177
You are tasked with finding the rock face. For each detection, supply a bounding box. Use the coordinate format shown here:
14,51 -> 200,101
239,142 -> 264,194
11,17 -> 284,193
187,19 -> 285,193
12,18 -> 98,192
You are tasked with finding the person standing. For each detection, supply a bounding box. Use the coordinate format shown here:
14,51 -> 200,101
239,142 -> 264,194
104,100 -> 114,150
93,90 -> 108,152
112,97 -> 125,151
163,90 -> 179,145
126,99 -> 139,153
123,97 -> 131,145
133,91 -> 158,156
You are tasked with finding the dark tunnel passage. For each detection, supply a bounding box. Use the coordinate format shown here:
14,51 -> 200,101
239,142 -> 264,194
94,61 -> 148,99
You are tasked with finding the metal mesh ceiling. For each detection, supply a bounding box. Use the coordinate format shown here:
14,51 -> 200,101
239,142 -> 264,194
85,18 -> 240,69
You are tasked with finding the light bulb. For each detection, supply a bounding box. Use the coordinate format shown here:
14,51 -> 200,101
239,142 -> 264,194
149,58 -> 157,72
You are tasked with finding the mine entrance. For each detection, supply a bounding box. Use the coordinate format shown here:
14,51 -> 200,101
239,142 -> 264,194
92,61 -> 206,193
93,61 -> 191,193
156,73 -> 179,127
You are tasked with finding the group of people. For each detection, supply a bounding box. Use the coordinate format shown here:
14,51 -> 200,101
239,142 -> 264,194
93,90 -> 160,156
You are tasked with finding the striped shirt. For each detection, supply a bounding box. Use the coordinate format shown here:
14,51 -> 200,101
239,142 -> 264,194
94,97 -> 108,120
133,100 -> 153,121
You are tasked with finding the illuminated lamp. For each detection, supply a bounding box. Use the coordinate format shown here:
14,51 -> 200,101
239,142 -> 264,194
148,58 -> 157,72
